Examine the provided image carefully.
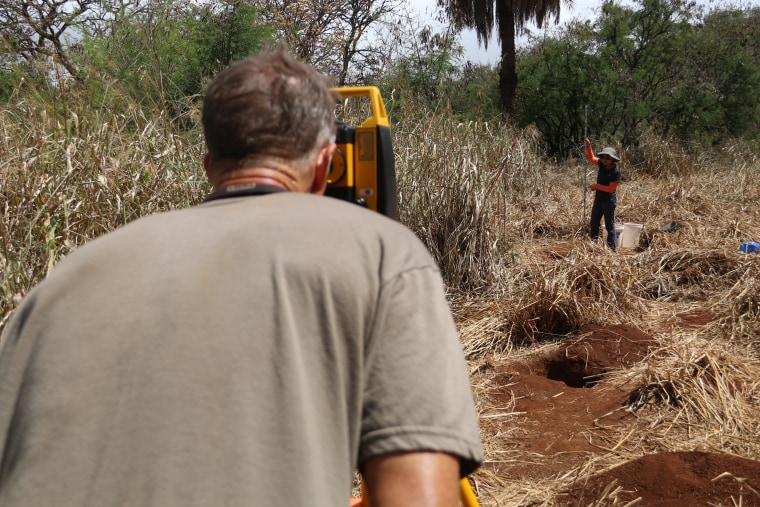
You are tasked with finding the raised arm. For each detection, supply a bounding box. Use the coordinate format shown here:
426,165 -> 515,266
584,138 -> 598,164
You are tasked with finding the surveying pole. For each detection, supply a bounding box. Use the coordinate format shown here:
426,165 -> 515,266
583,104 -> 588,238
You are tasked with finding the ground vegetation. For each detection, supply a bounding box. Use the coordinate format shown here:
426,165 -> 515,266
1,1 -> 760,505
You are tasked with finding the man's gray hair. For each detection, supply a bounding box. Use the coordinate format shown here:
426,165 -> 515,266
202,50 -> 336,172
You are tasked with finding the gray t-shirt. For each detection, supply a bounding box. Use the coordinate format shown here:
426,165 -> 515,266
0,192 -> 482,507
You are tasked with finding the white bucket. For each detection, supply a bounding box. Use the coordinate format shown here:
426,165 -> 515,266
614,225 -> 624,248
601,224 -> 625,248
622,223 -> 644,249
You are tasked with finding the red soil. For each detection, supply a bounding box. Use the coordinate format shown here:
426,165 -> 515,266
561,451 -> 760,506
478,323 -> 760,506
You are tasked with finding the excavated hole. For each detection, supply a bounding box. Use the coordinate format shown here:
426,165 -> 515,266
523,327 -> 657,390
545,356 -> 603,388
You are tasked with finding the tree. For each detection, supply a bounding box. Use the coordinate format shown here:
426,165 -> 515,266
371,15 -> 499,123
189,1 -> 273,77
448,61 -> 500,122
437,0 -> 564,122
517,21 -> 598,156
255,0 -> 400,85
594,0 -> 697,145
79,0 -> 271,111
517,0 -> 704,155
516,0 -> 760,156
679,6 -> 760,140
367,11 -> 467,119
0,0 -> 138,81
335,0 -> 398,85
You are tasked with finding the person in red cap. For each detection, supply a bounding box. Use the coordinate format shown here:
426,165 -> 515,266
584,138 -> 622,250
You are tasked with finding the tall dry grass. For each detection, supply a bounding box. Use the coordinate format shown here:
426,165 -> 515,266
0,84 -> 208,325
2,82 -> 758,348
393,113 -> 538,292
2,79 -> 760,506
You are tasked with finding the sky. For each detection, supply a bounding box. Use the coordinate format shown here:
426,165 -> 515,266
408,0 -> 736,64
407,0 -> 601,64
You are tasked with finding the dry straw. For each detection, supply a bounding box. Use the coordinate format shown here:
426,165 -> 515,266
413,122 -> 760,504
2,78 -> 760,506
0,85 -> 207,323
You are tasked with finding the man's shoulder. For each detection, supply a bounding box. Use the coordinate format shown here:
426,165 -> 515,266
265,193 -> 415,237
38,207 -> 194,277
276,194 -> 438,271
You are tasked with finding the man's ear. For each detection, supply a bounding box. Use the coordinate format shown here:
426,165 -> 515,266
204,153 -> 222,189
310,143 -> 336,195
203,153 -> 212,178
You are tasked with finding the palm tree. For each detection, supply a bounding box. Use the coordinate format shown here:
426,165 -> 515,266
438,0 -> 567,122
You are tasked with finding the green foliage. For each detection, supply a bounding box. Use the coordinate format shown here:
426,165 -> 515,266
380,56 -> 500,124
0,50 -> 61,104
595,0 -> 696,145
517,21 -> 598,155
188,2 -> 273,80
377,29 -> 462,119
0,43 -> 16,100
375,26 -> 500,124
689,7 -> 760,140
78,0 -> 272,115
448,63 -> 500,122
0,68 -> 15,101
516,0 -> 760,157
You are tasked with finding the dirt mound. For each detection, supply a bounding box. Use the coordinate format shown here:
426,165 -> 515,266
675,307 -> 716,328
559,451 -> 760,506
481,325 -> 656,480
477,322 -> 760,505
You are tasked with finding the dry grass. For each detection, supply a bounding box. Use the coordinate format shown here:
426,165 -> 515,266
2,83 -> 760,506
429,142 -> 760,504
708,260 -> 760,347
394,113 -> 543,291
0,88 -> 208,323
391,108 -> 760,505
616,333 -> 760,453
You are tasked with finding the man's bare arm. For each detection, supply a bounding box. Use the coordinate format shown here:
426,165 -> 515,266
362,451 -> 460,507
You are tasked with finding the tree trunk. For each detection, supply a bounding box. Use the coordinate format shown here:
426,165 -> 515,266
498,1 -> 517,123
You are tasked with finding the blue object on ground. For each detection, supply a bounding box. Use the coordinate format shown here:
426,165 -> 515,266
739,241 -> 759,253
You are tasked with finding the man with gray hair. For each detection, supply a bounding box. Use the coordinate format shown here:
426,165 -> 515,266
0,51 -> 482,506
